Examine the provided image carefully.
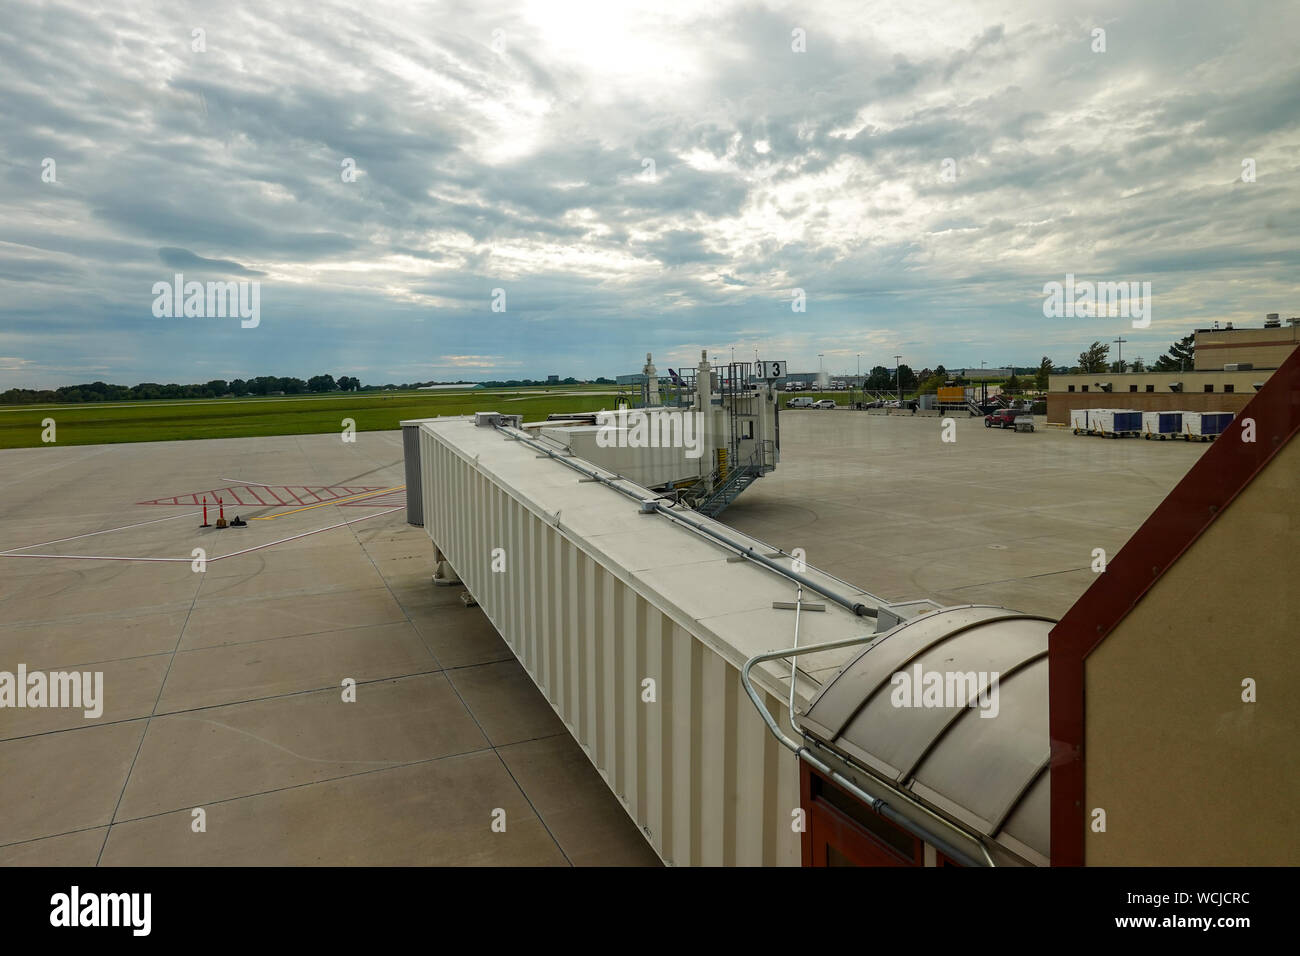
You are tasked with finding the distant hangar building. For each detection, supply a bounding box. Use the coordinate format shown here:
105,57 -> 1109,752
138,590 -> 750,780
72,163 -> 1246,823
1046,315 -> 1299,424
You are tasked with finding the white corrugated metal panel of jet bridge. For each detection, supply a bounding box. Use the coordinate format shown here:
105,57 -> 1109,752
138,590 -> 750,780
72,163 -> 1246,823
417,417 -> 885,865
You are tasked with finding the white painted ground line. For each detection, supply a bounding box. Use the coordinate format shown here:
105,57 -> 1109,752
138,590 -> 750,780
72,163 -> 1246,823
216,477 -> 276,487
0,507 -> 404,563
0,510 -> 202,554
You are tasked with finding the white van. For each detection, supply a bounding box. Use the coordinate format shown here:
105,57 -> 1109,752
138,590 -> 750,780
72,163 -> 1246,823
786,396 -> 815,408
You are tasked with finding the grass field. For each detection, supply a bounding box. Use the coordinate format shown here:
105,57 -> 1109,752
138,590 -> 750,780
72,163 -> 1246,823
0,387 -> 627,449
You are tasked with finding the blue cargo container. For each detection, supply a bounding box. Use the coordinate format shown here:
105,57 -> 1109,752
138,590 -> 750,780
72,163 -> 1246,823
1088,409 -> 1141,436
1112,411 -> 1142,433
1200,411 -> 1234,437
1142,411 -> 1183,439
1181,410 -> 1236,441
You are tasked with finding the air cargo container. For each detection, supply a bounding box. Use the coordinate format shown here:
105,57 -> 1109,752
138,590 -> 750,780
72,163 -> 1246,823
1183,410 -> 1234,441
1069,408 -> 1092,433
1141,411 -> 1183,440
1088,409 -> 1141,437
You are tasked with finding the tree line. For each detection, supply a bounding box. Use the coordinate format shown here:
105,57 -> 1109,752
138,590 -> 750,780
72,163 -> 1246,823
859,331 -> 1194,395
0,374 -> 373,405
1,334 -> 1197,406
1073,334 -> 1194,375
478,377 -> 615,387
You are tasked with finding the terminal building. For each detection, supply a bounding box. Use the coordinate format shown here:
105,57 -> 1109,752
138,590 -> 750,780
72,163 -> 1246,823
1046,315 -> 1299,424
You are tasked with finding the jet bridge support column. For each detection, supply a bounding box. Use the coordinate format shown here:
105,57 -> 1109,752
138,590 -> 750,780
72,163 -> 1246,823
432,544 -> 460,586
696,350 -> 713,481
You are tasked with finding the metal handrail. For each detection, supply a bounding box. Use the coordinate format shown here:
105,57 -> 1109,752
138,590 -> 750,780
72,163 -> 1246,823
711,458 -> 757,497
495,423 -> 879,617
739,617 -> 997,868
697,440 -> 772,513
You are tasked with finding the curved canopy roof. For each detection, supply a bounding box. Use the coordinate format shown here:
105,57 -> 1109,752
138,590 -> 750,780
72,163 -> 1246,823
799,605 -> 1052,865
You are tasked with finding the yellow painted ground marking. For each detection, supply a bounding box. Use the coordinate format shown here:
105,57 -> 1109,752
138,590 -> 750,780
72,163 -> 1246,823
251,485 -> 405,520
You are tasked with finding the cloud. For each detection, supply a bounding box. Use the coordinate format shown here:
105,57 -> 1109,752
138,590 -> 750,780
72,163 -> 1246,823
157,247 -> 265,276
0,0 -> 1296,388
441,354 -> 521,368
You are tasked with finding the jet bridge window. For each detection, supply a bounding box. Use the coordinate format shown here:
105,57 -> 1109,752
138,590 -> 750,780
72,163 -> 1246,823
800,765 -> 922,867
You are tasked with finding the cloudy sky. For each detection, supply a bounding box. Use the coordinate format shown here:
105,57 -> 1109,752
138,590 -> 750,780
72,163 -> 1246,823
1,0 -> 1297,388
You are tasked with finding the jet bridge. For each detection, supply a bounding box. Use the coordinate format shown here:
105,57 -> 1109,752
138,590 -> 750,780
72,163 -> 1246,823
406,409 -> 1048,866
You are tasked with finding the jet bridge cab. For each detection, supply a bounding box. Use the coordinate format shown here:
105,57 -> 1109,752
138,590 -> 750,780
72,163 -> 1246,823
750,605 -> 1053,867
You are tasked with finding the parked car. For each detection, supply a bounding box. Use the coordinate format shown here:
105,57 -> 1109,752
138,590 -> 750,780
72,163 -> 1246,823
786,396 -> 815,408
812,399 -> 836,409
984,409 -> 1018,428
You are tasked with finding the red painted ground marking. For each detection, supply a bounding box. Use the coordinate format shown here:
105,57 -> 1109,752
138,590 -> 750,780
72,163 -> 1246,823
138,484 -> 390,508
